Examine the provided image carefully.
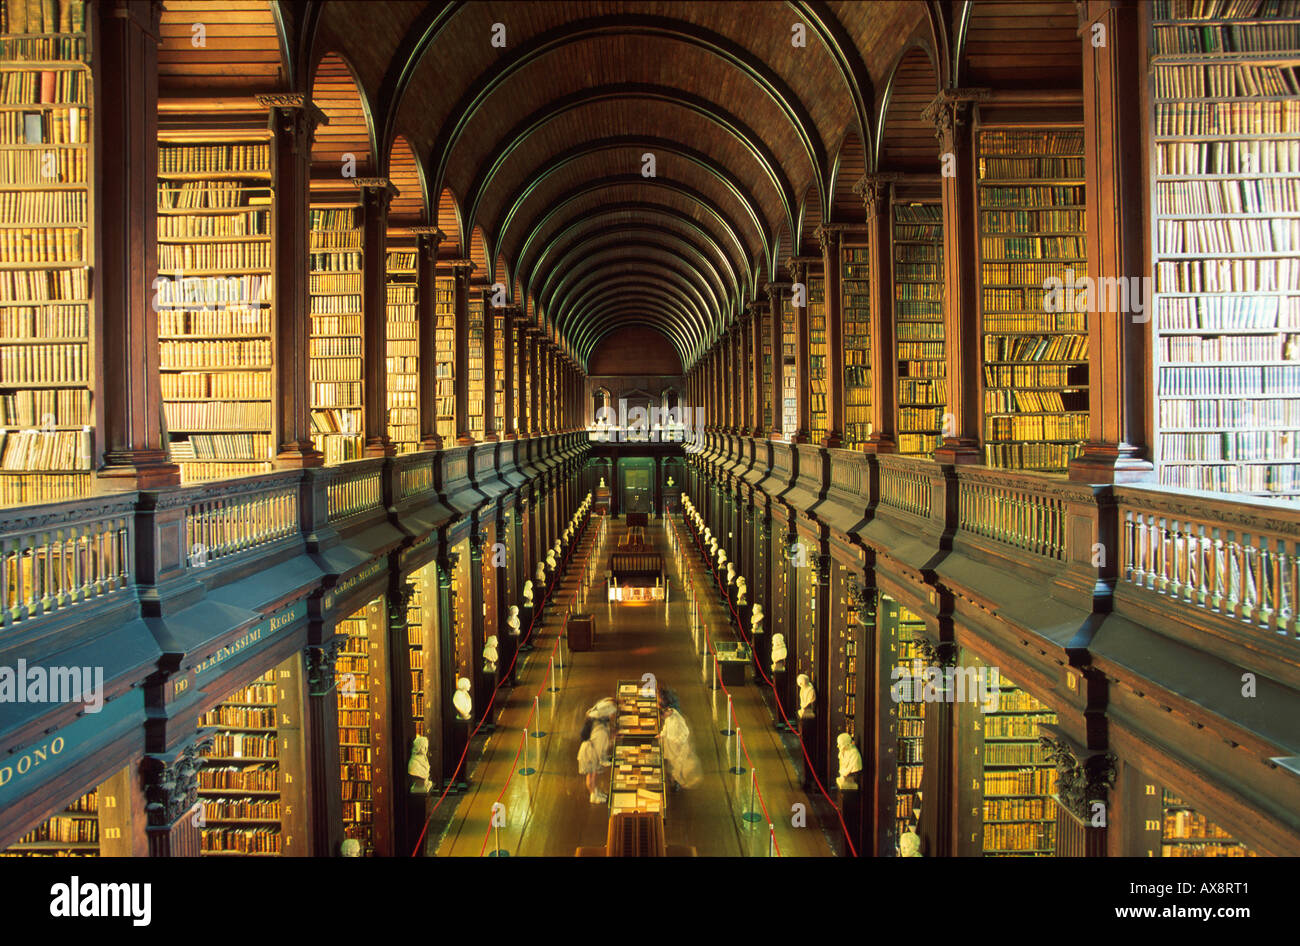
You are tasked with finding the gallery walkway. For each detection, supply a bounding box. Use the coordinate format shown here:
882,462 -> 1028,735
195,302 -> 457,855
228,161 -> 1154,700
425,516 -> 836,857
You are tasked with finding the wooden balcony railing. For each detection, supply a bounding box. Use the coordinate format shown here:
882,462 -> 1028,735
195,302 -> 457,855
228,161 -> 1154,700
1118,485 -> 1300,645
325,460 -> 385,523
184,472 -> 301,569
395,453 -> 434,501
0,495 -> 134,628
956,467 -> 1068,562
878,454 -> 933,520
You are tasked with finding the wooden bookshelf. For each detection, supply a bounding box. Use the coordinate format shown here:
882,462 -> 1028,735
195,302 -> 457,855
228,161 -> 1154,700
1161,789 -> 1256,857
893,202 -> 945,457
979,672 -> 1058,856
467,292 -> 485,440
808,273 -> 828,442
891,605 -> 925,847
977,126 -> 1089,472
0,1 -> 92,507
1151,0 -> 1300,498
335,594 -> 389,856
781,291 -> 797,435
309,200 -> 363,465
434,276 -> 454,444
386,244 -> 418,454
157,138 -> 274,483
842,240 -> 872,448
2,787 -> 99,856
196,668 -> 286,856
406,575 -> 425,737
452,542 -> 472,680
760,305 -> 773,432
829,564 -> 860,743
492,306 -> 504,436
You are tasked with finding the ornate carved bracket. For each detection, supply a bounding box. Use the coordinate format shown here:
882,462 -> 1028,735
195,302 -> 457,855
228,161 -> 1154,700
306,636 -> 345,695
912,635 -> 956,668
143,737 -> 211,828
1039,734 -> 1118,822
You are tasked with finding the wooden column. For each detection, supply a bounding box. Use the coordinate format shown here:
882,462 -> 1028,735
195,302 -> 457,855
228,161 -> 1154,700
305,639 -> 345,854
788,258 -> 812,444
858,174 -> 899,454
483,290 -> 498,441
358,179 -> 397,458
749,300 -> 765,434
94,0 -> 179,488
817,226 -> 845,447
414,228 -> 445,449
142,739 -> 208,857
767,283 -> 788,438
923,89 -> 988,465
502,306 -> 518,438
917,638 -> 958,857
259,94 -> 328,468
453,262 -> 473,444
1069,0 -> 1153,483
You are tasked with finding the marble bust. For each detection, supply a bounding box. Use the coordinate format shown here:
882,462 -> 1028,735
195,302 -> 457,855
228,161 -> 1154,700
453,677 -> 473,720
770,632 -> 787,672
836,733 -> 862,790
797,673 -> 816,719
407,734 -> 431,793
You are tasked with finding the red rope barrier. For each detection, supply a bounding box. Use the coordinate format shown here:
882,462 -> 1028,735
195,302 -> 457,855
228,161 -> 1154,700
408,508 -> 595,856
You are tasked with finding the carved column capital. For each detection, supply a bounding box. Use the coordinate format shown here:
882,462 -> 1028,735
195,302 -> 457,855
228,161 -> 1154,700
143,738 -> 211,828
852,172 -> 901,219
912,635 -> 956,668
306,636 -> 345,694
1039,734 -> 1118,821
921,88 -> 991,145
815,223 -> 846,254
260,94 -> 329,154
410,226 -> 445,261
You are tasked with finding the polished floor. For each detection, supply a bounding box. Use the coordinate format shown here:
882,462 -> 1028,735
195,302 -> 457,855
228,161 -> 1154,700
427,515 -> 835,856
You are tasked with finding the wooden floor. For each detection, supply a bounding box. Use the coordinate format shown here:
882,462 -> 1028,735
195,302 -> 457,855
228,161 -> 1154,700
429,516 -> 836,857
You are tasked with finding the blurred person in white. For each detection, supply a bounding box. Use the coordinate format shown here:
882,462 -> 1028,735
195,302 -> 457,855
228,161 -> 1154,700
657,687 -> 702,792
578,700 -> 617,803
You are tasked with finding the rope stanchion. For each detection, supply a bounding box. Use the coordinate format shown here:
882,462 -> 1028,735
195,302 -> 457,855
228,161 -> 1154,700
518,728 -> 535,776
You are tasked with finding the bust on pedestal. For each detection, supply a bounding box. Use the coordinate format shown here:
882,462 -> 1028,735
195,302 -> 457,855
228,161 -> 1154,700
770,632 -> 789,729
449,677 -> 473,790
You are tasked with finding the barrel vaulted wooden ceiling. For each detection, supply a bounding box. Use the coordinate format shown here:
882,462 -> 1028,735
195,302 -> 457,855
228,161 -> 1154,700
157,0 -> 1083,369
